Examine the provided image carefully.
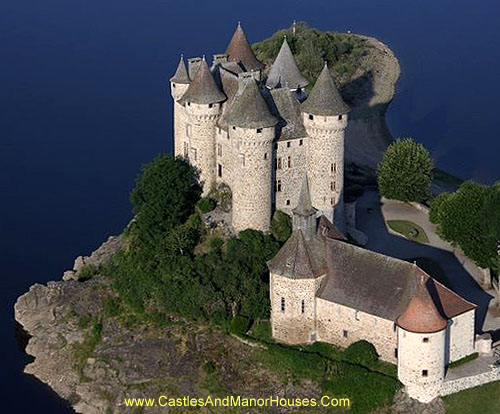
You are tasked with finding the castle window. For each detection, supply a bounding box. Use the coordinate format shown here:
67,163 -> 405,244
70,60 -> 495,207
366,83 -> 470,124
277,158 -> 282,169
423,337 -> 429,343
218,163 -> 222,178
395,348 -> 398,358
191,148 -> 197,161
343,330 -> 349,338
308,114 -> 314,120
287,141 -> 291,148
422,370 -> 428,377
286,199 -> 290,206
281,297 -> 285,312
331,181 -> 335,191
187,102 -> 191,106
330,198 -> 334,205
257,128 -> 263,133
301,300 -> 305,314
172,83 -> 176,88
393,323 -> 397,332
264,153 -> 268,160
186,124 -> 192,138
331,163 -> 337,173
276,180 -> 282,192
287,156 -> 291,168
299,139 -> 303,146
208,103 -> 213,108
232,126 -> 236,130
217,143 -> 222,157
338,114 -> 342,120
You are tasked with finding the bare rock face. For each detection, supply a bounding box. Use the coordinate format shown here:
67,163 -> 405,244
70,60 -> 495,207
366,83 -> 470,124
342,36 -> 401,171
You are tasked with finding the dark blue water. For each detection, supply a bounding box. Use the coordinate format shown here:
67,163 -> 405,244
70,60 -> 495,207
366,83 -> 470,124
1,0 -> 499,411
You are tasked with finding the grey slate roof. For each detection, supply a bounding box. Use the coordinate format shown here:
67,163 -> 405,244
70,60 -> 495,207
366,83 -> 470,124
227,80 -> 278,129
179,58 -> 226,105
267,87 -> 307,141
292,174 -> 317,217
225,23 -> 264,71
301,63 -> 350,116
170,55 -> 190,84
214,67 -> 240,130
266,38 -> 309,90
268,230 -> 327,279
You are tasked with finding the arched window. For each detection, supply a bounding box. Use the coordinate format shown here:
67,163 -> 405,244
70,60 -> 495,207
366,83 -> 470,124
281,297 -> 285,312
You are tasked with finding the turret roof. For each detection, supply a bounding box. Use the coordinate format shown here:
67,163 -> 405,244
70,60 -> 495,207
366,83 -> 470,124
301,63 -> 350,116
225,23 -> 264,72
292,173 -> 317,217
397,270 -> 448,333
227,80 -> 278,128
178,58 -> 226,105
266,38 -> 309,90
169,55 -> 190,84
268,87 -> 307,141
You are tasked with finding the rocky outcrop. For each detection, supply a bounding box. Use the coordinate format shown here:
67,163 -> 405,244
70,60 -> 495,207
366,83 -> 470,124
342,36 -> 401,170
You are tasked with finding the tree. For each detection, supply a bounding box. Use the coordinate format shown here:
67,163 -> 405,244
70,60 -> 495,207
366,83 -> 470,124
130,155 -> 202,245
377,138 -> 434,202
429,181 -> 499,271
271,210 -> 292,242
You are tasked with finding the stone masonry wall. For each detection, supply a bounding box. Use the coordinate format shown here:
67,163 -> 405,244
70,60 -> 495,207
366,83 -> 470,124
231,126 -> 273,232
448,310 -> 475,363
316,298 -> 398,363
270,273 -> 324,344
303,113 -> 347,228
439,367 -> 500,396
274,138 -> 307,215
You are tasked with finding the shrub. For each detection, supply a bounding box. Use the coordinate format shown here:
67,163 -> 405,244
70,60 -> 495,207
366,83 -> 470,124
197,198 -> 216,214
343,340 -> 379,366
377,138 -> 434,202
229,315 -> 251,336
271,210 -> 292,242
77,264 -> 98,281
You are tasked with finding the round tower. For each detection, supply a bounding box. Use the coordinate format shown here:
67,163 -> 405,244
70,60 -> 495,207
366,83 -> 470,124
396,274 -> 447,403
228,79 -> 277,232
301,63 -> 350,231
178,57 -> 226,195
169,55 -> 191,158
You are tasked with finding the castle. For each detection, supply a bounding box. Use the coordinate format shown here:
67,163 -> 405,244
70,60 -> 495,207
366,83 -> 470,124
170,23 -> 349,233
170,24 -> 498,403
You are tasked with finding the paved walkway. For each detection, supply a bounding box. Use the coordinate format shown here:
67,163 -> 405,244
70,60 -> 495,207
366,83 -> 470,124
356,189 -> 499,335
445,354 -> 499,381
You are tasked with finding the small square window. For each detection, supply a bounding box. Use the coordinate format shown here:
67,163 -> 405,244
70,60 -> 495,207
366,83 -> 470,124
343,330 -> 348,338
208,103 -> 213,108
338,114 -> 342,120
286,199 -> 290,206
299,139 -> 303,146
187,102 -> 191,106
423,337 -> 429,343
257,128 -> 263,133
422,370 -> 428,377
232,126 -> 236,130
287,141 -> 291,148
308,114 -> 314,120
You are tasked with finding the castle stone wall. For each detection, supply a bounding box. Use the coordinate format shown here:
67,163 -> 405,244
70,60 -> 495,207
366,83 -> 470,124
231,126 -> 273,232
449,310 -> 475,363
440,367 -> 500,396
274,139 -> 307,215
303,113 -> 347,229
316,298 -> 398,363
398,327 -> 446,403
270,273 -> 324,344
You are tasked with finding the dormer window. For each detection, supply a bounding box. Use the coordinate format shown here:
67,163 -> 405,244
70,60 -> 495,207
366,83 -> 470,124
308,114 -> 314,120
257,128 -> 263,133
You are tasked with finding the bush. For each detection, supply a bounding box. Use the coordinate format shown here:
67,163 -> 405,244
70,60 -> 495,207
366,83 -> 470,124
271,210 -> 292,242
197,197 -> 216,214
77,264 -> 98,281
229,315 -> 251,335
377,138 -> 434,202
343,340 -> 379,366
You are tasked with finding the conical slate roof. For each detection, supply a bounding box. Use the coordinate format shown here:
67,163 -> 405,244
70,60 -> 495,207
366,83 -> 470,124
266,38 -> 309,90
178,58 -> 226,105
397,271 -> 448,334
225,23 -> 264,71
169,55 -> 190,84
227,80 -> 277,128
293,173 -> 317,217
301,63 -> 350,116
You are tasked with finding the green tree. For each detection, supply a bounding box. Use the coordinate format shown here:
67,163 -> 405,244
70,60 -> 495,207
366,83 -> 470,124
130,155 -> 202,245
271,210 -> 292,242
377,138 -> 434,202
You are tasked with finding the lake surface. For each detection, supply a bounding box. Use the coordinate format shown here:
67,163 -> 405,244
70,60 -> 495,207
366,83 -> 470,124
1,0 -> 499,411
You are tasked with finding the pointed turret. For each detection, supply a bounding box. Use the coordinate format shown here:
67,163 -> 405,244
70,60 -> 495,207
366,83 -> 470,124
292,174 -> 318,239
225,23 -> 264,71
178,58 -> 226,105
266,37 -> 308,90
169,55 -> 190,84
301,63 -> 350,116
227,80 -> 277,128
397,272 -> 447,333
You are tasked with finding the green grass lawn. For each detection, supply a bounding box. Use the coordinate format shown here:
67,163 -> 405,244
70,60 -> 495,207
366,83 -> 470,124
444,381 -> 500,414
387,220 -> 429,244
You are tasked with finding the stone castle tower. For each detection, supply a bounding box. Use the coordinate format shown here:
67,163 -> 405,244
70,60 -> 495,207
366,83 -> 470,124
169,24 -> 350,233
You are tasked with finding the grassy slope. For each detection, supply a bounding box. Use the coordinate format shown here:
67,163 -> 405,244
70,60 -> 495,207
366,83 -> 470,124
444,381 -> 500,414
